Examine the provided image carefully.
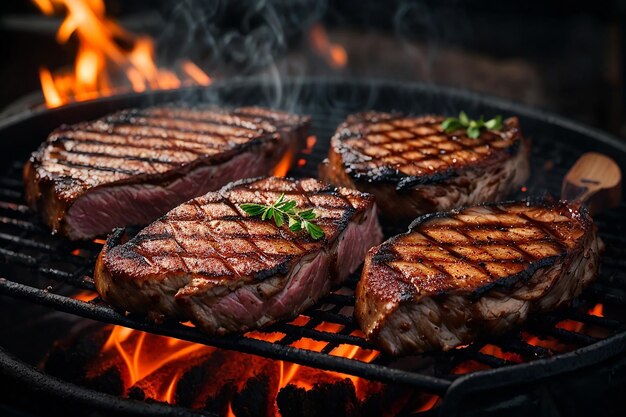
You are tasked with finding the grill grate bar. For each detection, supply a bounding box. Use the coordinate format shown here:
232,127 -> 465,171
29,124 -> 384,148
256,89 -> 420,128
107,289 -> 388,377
526,319 -> 601,346
0,216 -> 41,231
497,336 -> 552,359
320,343 -> 338,355
39,266 -> 85,280
0,247 -> 37,266
0,278 -> 451,393
318,293 -> 355,306
0,189 -> 21,200
472,352 -> 517,368
306,310 -> 354,326
0,175 -> 23,187
0,202 -> 29,213
0,232 -> 58,251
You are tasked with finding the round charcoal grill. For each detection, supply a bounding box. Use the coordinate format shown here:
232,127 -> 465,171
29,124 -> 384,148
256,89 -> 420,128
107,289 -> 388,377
1,78 -> 625,416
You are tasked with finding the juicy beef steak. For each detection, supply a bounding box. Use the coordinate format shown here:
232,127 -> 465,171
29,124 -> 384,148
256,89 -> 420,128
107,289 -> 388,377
24,106 -> 310,240
319,112 -> 530,221
94,177 -> 383,335
355,201 -> 602,355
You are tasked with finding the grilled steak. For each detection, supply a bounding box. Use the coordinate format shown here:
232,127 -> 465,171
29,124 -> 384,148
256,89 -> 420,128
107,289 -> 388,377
319,112 -> 530,221
24,106 -> 310,240
355,201 -> 602,355
94,176 -> 383,335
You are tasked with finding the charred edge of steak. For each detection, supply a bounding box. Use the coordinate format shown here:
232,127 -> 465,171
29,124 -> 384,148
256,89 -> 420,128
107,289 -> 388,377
406,198 -> 592,232
403,197 -> 589,230
327,114 -> 526,189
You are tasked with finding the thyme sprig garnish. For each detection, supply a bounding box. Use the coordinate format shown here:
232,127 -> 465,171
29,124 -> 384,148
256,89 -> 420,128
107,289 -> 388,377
239,193 -> 325,240
442,111 -> 503,139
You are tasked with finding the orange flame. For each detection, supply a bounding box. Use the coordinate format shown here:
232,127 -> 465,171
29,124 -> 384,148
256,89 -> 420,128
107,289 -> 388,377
273,135 -> 317,176
33,0 -> 55,15
272,150 -> 294,177
309,24 -> 348,69
90,318 -> 416,412
267,321 -> 381,398
32,0 -> 211,107
96,326 -> 214,402
182,61 -> 213,86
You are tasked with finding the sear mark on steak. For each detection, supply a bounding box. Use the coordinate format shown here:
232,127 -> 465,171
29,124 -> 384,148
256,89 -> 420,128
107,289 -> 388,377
319,112 -> 530,221
94,176 -> 383,335
23,106 -> 310,240
355,201 -> 603,355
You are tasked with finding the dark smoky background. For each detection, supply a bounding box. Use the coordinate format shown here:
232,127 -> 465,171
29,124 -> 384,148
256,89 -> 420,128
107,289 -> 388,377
0,0 -> 624,134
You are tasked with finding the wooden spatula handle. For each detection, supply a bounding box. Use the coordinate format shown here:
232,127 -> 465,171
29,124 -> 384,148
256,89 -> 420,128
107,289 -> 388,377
561,152 -> 622,216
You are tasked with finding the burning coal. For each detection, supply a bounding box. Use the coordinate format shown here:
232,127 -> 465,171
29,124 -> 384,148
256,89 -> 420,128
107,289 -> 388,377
44,321 -> 439,417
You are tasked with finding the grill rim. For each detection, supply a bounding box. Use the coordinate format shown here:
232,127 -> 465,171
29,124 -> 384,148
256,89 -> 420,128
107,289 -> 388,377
1,76 -> 626,399
2,76 -> 626,156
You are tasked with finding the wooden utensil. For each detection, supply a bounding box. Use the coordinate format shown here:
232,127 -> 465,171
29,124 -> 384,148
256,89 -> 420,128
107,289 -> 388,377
562,152 -> 622,215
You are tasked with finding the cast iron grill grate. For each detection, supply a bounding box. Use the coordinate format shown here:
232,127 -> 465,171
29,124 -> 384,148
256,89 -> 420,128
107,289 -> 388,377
1,82 -> 626,396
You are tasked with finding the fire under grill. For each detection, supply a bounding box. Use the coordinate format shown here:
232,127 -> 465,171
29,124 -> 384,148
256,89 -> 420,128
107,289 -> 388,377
1,79 -> 626,413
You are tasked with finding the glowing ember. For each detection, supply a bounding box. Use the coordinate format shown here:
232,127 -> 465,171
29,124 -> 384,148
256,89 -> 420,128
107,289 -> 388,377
451,360 -> 491,375
522,332 -> 570,353
415,395 -> 440,412
479,344 -> 523,363
32,0 -> 211,107
79,320 -> 412,414
589,303 -> 604,317
523,303 -> 605,352
309,24 -> 348,69
555,319 -> 585,333
556,303 -> 605,333
71,290 -> 97,302
302,136 -> 317,154
62,292 -> 439,414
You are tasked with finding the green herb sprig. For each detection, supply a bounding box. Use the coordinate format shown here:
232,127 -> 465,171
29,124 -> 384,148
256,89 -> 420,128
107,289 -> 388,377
441,112 -> 503,139
239,194 -> 325,240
